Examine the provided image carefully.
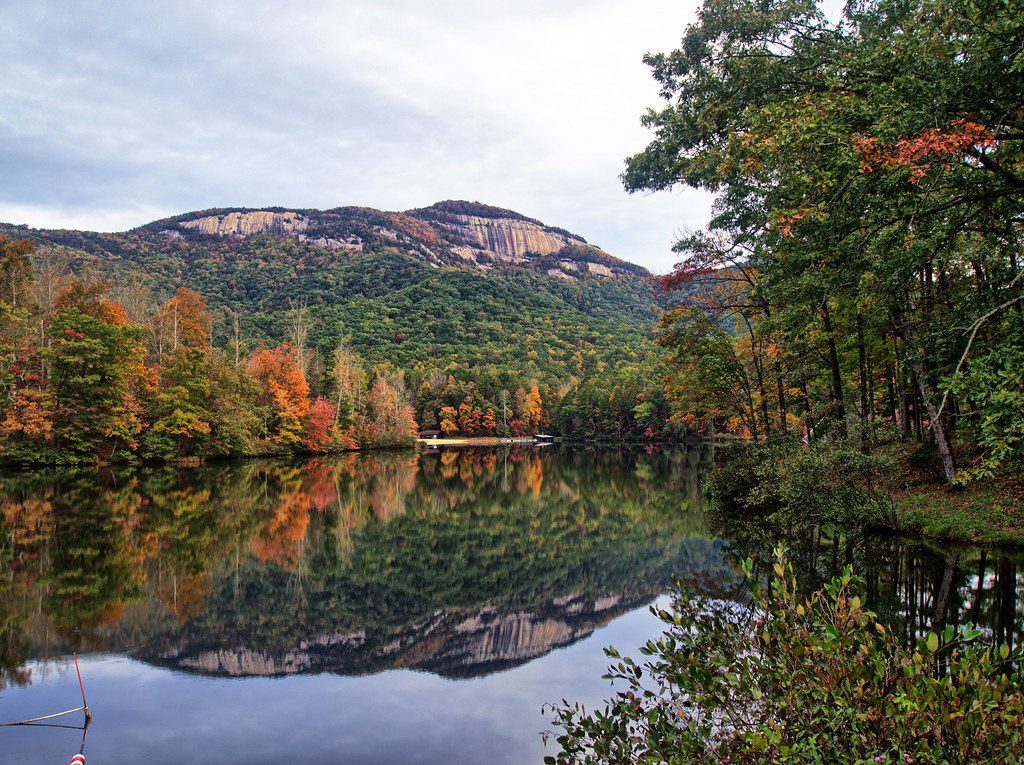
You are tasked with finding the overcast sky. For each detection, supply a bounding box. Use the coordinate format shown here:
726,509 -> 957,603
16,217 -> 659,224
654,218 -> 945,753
1,0 -> 715,273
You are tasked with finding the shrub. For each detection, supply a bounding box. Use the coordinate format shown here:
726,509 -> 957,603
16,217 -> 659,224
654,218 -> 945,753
908,441 -> 940,472
706,442 -> 891,526
948,312 -> 1024,482
547,549 -> 1024,764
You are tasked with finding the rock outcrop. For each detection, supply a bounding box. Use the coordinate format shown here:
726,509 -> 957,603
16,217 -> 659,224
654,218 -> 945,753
179,210 -> 309,238
439,214 -> 580,263
138,592 -> 649,679
158,201 -> 647,280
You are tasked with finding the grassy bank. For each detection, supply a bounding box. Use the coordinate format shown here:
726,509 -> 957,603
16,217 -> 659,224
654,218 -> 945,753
883,445 -> 1024,546
707,441 -> 1024,548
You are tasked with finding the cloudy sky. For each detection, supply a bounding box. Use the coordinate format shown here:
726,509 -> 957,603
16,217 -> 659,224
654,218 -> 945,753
1,0 -> 714,272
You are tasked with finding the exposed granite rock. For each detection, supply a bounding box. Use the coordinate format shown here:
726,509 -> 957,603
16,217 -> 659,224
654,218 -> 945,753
180,211 -> 309,238
437,214 -> 575,261
163,202 -> 646,279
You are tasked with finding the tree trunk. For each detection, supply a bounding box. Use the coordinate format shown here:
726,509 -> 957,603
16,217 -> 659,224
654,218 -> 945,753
857,314 -> 869,453
821,304 -> 848,439
800,377 -> 815,444
775,359 -> 788,437
906,354 -> 958,483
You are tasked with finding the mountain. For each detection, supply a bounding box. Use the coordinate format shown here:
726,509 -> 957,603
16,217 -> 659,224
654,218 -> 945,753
0,201 -> 658,392
143,200 -> 648,279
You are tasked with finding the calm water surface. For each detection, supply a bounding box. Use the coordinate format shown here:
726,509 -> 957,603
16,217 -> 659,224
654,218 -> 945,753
0,445 -> 1021,764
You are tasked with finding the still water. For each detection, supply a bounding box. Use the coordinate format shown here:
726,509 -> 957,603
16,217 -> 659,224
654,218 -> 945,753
0,445 -> 1021,764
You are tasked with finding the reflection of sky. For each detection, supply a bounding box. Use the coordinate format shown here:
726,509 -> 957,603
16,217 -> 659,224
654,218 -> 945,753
0,597 -> 669,765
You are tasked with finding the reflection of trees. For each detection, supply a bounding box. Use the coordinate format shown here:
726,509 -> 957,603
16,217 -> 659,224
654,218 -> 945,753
251,467 -> 311,568
709,508 -> 1024,649
46,478 -> 148,645
4,446 -> 1019,686
0,446 -> 728,683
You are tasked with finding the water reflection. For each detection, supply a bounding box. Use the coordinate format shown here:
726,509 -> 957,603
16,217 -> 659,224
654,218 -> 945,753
2,446 -> 1023,764
0,446 -> 725,689
711,513 -> 1024,649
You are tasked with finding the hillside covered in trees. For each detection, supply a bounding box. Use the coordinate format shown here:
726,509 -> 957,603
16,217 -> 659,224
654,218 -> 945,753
0,201 -> 677,463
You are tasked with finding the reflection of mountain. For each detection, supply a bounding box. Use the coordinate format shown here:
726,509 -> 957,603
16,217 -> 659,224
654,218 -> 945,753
6,447 -> 1017,687
0,446 -> 733,686
139,592 -> 656,679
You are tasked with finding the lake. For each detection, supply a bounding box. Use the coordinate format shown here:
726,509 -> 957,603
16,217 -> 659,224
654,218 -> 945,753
0,445 -> 1021,764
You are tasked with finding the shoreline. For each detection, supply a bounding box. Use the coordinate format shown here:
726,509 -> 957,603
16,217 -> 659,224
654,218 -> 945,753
709,440 -> 1024,549
417,436 -> 535,446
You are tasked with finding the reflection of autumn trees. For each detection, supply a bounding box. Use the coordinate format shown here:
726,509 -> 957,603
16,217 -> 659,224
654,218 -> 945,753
0,449 -> 714,676
251,467 -> 312,569
2,447 -> 1017,688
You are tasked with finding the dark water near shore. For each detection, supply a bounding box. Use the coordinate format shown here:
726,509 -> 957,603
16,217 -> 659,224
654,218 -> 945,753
0,445 -> 1021,764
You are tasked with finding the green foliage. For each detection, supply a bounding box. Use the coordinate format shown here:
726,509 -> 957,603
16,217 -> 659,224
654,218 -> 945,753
555,356 -> 680,441
0,217 -> 662,449
625,0 -> 1024,483
48,306 -> 147,459
548,549 -> 1024,764
949,313 -> 1024,481
0,447 -> 722,678
706,442 -> 892,527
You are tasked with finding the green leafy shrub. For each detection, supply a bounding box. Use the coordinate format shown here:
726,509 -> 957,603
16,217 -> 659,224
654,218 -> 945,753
547,549 -> 1024,764
706,443 -> 891,526
908,441 -> 940,472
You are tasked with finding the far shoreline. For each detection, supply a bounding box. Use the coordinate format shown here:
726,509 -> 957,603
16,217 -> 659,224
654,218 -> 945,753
417,436 -> 537,447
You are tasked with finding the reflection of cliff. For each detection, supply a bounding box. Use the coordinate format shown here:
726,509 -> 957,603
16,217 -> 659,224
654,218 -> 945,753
0,446 -> 727,685
138,591 -> 656,679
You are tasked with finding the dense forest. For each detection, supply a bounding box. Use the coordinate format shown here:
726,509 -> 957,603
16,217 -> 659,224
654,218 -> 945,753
551,0 -> 1024,760
625,0 -> 1024,487
0,201 -> 679,463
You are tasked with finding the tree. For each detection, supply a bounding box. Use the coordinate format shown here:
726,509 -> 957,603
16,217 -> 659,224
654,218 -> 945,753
0,237 -> 34,413
144,291 -> 217,458
144,362 -> 211,459
624,0 -> 1024,482
523,384 -> 543,430
457,397 -> 476,434
331,342 -> 365,430
481,408 -> 497,435
549,551 -> 1024,763
48,286 -> 152,460
162,287 -> 211,351
366,370 -> 418,445
302,397 -> 338,452
439,406 -> 458,436
248,343 -> 311,448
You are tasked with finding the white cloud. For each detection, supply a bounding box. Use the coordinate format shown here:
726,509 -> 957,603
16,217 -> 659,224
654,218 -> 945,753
0,0 -> 712,272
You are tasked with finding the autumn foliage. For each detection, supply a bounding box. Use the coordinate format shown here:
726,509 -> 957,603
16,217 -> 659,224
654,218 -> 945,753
0,237 -> 424,464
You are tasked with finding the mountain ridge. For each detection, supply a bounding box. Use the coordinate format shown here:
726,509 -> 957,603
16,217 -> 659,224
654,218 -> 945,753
13,198 -> 648,281
0,200 -> 660,408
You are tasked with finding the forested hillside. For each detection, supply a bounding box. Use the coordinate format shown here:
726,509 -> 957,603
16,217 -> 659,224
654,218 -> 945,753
0,201 -> 677,463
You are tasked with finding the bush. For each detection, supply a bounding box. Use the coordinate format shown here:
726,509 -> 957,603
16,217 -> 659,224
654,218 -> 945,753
706,442 -> 891,527
547,549 -> 1024,764
948,312 -> 1024,482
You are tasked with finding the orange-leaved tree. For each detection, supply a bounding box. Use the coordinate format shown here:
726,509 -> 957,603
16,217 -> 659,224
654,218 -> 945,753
249,343 -> 311,448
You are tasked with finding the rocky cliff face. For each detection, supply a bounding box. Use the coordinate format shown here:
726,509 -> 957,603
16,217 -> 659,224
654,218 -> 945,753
152,201 -> 647,280
437,213 -> 581,263
180,210 -> 309,238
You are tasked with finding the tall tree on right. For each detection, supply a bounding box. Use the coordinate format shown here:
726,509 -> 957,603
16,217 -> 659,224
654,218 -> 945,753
628,0 -> 1024,483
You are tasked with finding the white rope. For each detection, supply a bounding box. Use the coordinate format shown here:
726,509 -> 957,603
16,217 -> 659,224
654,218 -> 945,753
0,705 -> 88,726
